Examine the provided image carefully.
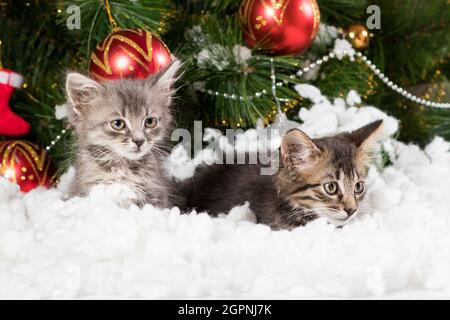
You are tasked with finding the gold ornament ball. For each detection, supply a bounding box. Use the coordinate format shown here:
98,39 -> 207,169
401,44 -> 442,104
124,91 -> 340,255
347,24 -> 371,49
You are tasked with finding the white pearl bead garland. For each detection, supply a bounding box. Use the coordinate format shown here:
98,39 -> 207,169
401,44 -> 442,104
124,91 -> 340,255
270,57 -> 282,112
47,51 -> 448,151
46,128 -> 67,151
199,50 -> 449,109
354,51 -> 450,108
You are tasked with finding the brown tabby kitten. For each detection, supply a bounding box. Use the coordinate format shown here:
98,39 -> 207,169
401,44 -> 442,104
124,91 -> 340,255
184,120 -> 383,230
65,60 -> 182,208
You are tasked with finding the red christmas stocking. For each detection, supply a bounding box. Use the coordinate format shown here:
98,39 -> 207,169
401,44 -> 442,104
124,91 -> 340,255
0,68 -> 30,137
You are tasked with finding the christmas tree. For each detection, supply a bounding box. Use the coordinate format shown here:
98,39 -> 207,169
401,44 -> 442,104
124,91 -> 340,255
0,0 -> 449,171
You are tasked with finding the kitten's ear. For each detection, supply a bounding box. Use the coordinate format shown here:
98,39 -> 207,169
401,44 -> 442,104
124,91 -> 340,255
347,119 -> 384,166
280,129 -> 321,172
66,72 -> 102,115
347,120 -> 383,147
152,58 -> 183,92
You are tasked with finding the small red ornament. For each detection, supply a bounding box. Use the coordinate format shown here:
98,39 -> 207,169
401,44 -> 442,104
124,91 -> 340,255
239,0 -> 320,55
0,68 -> 31,136
0,140 -> 56,192
89,28 -> 172,81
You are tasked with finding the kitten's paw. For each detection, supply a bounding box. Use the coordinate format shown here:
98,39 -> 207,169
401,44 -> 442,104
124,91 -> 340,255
117,198 -> 138,209
89,183 -> 139,209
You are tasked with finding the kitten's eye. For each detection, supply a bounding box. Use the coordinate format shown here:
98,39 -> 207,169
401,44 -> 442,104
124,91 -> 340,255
110,119 -> 126,130
323,182 -> 338,195
145,117 -> 158,129
355,181 -> 365,194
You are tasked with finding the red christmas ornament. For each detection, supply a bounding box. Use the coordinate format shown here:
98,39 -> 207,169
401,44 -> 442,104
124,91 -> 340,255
0,68 -> 31,136
0,140 -> 56,192
89,28 -> 172,81
239,0 -> 320,55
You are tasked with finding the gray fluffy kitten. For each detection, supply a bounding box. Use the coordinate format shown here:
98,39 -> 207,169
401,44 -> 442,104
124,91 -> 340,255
65,60 -> 182,208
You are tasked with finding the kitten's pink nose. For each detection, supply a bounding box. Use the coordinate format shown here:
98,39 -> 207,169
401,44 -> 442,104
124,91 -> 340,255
133,139 -> 145,148
344,208 -> 357,217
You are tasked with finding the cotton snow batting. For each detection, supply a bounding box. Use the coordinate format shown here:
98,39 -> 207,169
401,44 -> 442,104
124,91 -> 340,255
1,88 -> 450,299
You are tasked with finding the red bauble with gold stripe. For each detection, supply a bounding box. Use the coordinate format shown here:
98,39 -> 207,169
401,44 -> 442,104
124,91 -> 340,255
0,140 -> 56,192
89,28 -> 172,82
239,0 -> 320,55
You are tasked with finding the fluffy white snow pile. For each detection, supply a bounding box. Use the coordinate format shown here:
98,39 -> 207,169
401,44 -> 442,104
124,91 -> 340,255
1,87 -> 450,299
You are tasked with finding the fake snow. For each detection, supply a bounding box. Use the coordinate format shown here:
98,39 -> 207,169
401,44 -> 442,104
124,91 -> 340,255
333,39 -> 356,60
1,88 -> 450,299
314,24 -> 338,47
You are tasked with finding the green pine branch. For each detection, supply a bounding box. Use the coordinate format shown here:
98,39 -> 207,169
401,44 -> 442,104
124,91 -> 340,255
177,14 -> 301,127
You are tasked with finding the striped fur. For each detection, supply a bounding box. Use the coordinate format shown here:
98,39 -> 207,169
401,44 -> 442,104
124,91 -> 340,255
183,120 -> 383,230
